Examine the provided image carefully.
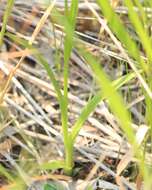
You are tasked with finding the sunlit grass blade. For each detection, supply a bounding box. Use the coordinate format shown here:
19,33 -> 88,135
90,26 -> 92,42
125,0 -> 152,64
34,52 -> 63,101
71,92 -> 102,142
62,0 -> 79,174
133,0 -> 147,25
78,47 -> 135,144
0,0 -> 14,47
33,51 -> 74,174
8,180 -> 26,190
77,48 -> 148,182
97,1 -> 152,146
69,0 -> 79,28
50,5 -> 79,172
97,0 -> 147,71
0,164 -> 14,182
65,0 -> 69,16
124,1 -> 152,154
34,52 -> 74,171
40,160 -> 66,170
112,70 -> 142,90
86,185 -> 94,190
71,70 -> 140,143
63,0 -> 78,123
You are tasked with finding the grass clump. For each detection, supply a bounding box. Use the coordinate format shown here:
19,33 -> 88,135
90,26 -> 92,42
1,0 -> 152,190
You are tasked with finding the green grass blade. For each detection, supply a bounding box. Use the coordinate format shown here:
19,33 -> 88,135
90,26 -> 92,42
5,33 -> 67,131
61,0 -> 79,173
4,32 -> 73,170
40,160 -> 66,170
0,164 -> 14,182
78,47 -> 135,144
65,0 -> 69,16
5,33 -> 63,105
8,180 -> 25,190
34,52 -> 71,156
52,5 -> 79,159
112,70 -> 142,90
69,0 -> 79,28
97,0 -> 147,71
0,0 -> 14,47
71,70 -> 139,142
125,0 -> 152,64
63,0 -> 78,127
71,92 -> 102,142
124,1 -> 152,153
44,183 -> 57,190
34,52 -> 63,101
133,0 -> 147,25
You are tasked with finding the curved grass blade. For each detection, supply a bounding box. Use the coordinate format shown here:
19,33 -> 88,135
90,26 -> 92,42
71,70 -> 140,143
78,47 -> 135,144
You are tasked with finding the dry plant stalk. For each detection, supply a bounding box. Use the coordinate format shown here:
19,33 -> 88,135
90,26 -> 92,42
0,0 -> 56,104
0,69 -> 8,94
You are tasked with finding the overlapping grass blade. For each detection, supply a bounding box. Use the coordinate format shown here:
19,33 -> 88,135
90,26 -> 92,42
77,48 -> 135,144
133,0 -> 147,25
63,0 -> 78,125
125,0 -> 152,64
97,0 -> 152,187
97,0 -> 147,71
124,0 -> 152,135
56,0 -> 79,174
71,70 -> 140,143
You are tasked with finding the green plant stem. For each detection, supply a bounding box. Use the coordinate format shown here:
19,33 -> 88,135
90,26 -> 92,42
62,0 -> 78,175
0,0 -> 14,47
34,52 -> 71,172
64,136 -> 74,175
64,0 -> 69,16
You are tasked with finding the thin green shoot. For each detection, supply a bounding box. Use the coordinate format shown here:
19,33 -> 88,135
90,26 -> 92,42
0,0 -> 14,47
